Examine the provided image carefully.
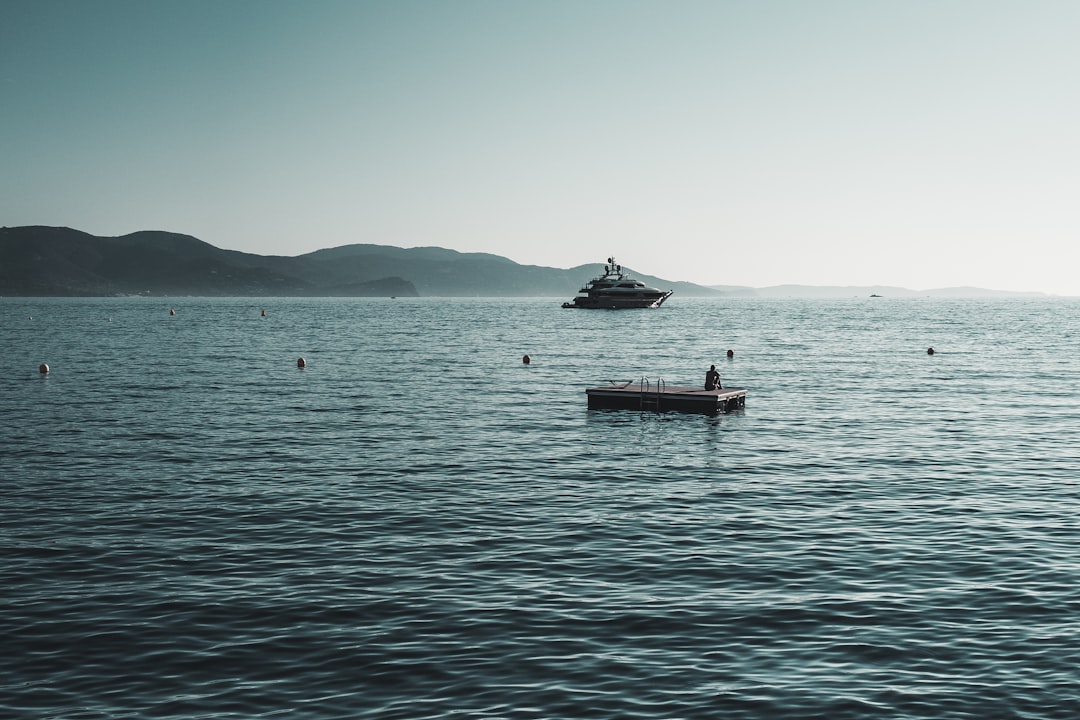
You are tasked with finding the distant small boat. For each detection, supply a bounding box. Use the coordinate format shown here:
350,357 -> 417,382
870,294 -> 882,297
562,257 -> 673,309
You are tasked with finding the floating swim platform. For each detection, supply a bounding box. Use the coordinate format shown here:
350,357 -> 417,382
586,380 -> 747,414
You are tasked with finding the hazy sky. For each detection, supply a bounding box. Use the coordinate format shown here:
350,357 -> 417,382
3,0 -> 1079,294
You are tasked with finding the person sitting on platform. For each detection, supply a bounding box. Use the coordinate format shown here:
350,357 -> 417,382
705,364 -> 722,391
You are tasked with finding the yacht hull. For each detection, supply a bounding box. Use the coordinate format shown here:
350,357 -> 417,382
561,290 -> 673,309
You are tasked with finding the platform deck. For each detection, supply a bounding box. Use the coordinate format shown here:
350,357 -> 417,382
586,383 -> 747,414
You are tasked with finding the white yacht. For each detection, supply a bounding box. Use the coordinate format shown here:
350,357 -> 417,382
562,257 -> 673,309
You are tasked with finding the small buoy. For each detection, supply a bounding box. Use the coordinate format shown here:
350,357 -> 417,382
261,309 -> 266,317
169,308 -> 175,316
726,349 -> 734,358
927,347 -> 935,355
522,354 -> 531,365
39,363 -> 49,374
297,357 -> 306,368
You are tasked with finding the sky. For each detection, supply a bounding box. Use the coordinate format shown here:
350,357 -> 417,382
3,0 -> 1079,295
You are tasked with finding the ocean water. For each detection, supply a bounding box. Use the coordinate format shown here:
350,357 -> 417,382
2,295 -> 1079,719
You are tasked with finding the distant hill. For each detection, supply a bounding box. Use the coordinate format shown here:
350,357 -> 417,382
0,226 -> 412,297
711,283 -> 1049,298
0,226 -> 720,298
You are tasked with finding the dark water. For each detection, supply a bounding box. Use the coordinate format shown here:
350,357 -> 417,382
3,296 -> 1079,719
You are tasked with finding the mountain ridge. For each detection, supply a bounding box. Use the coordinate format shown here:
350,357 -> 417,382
0,226 -> 1050,298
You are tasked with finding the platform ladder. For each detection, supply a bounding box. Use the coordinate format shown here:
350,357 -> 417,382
639,376 -> 665,412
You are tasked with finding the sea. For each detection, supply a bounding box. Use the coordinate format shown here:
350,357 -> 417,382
2,295 -> 1078,719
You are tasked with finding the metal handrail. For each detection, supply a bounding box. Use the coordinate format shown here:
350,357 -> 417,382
639,375 -> 665,412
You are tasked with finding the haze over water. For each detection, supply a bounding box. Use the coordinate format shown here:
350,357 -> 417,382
3,296 -> 1079,718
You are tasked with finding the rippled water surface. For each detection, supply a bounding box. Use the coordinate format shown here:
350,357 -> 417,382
3,296 -> 1079,718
